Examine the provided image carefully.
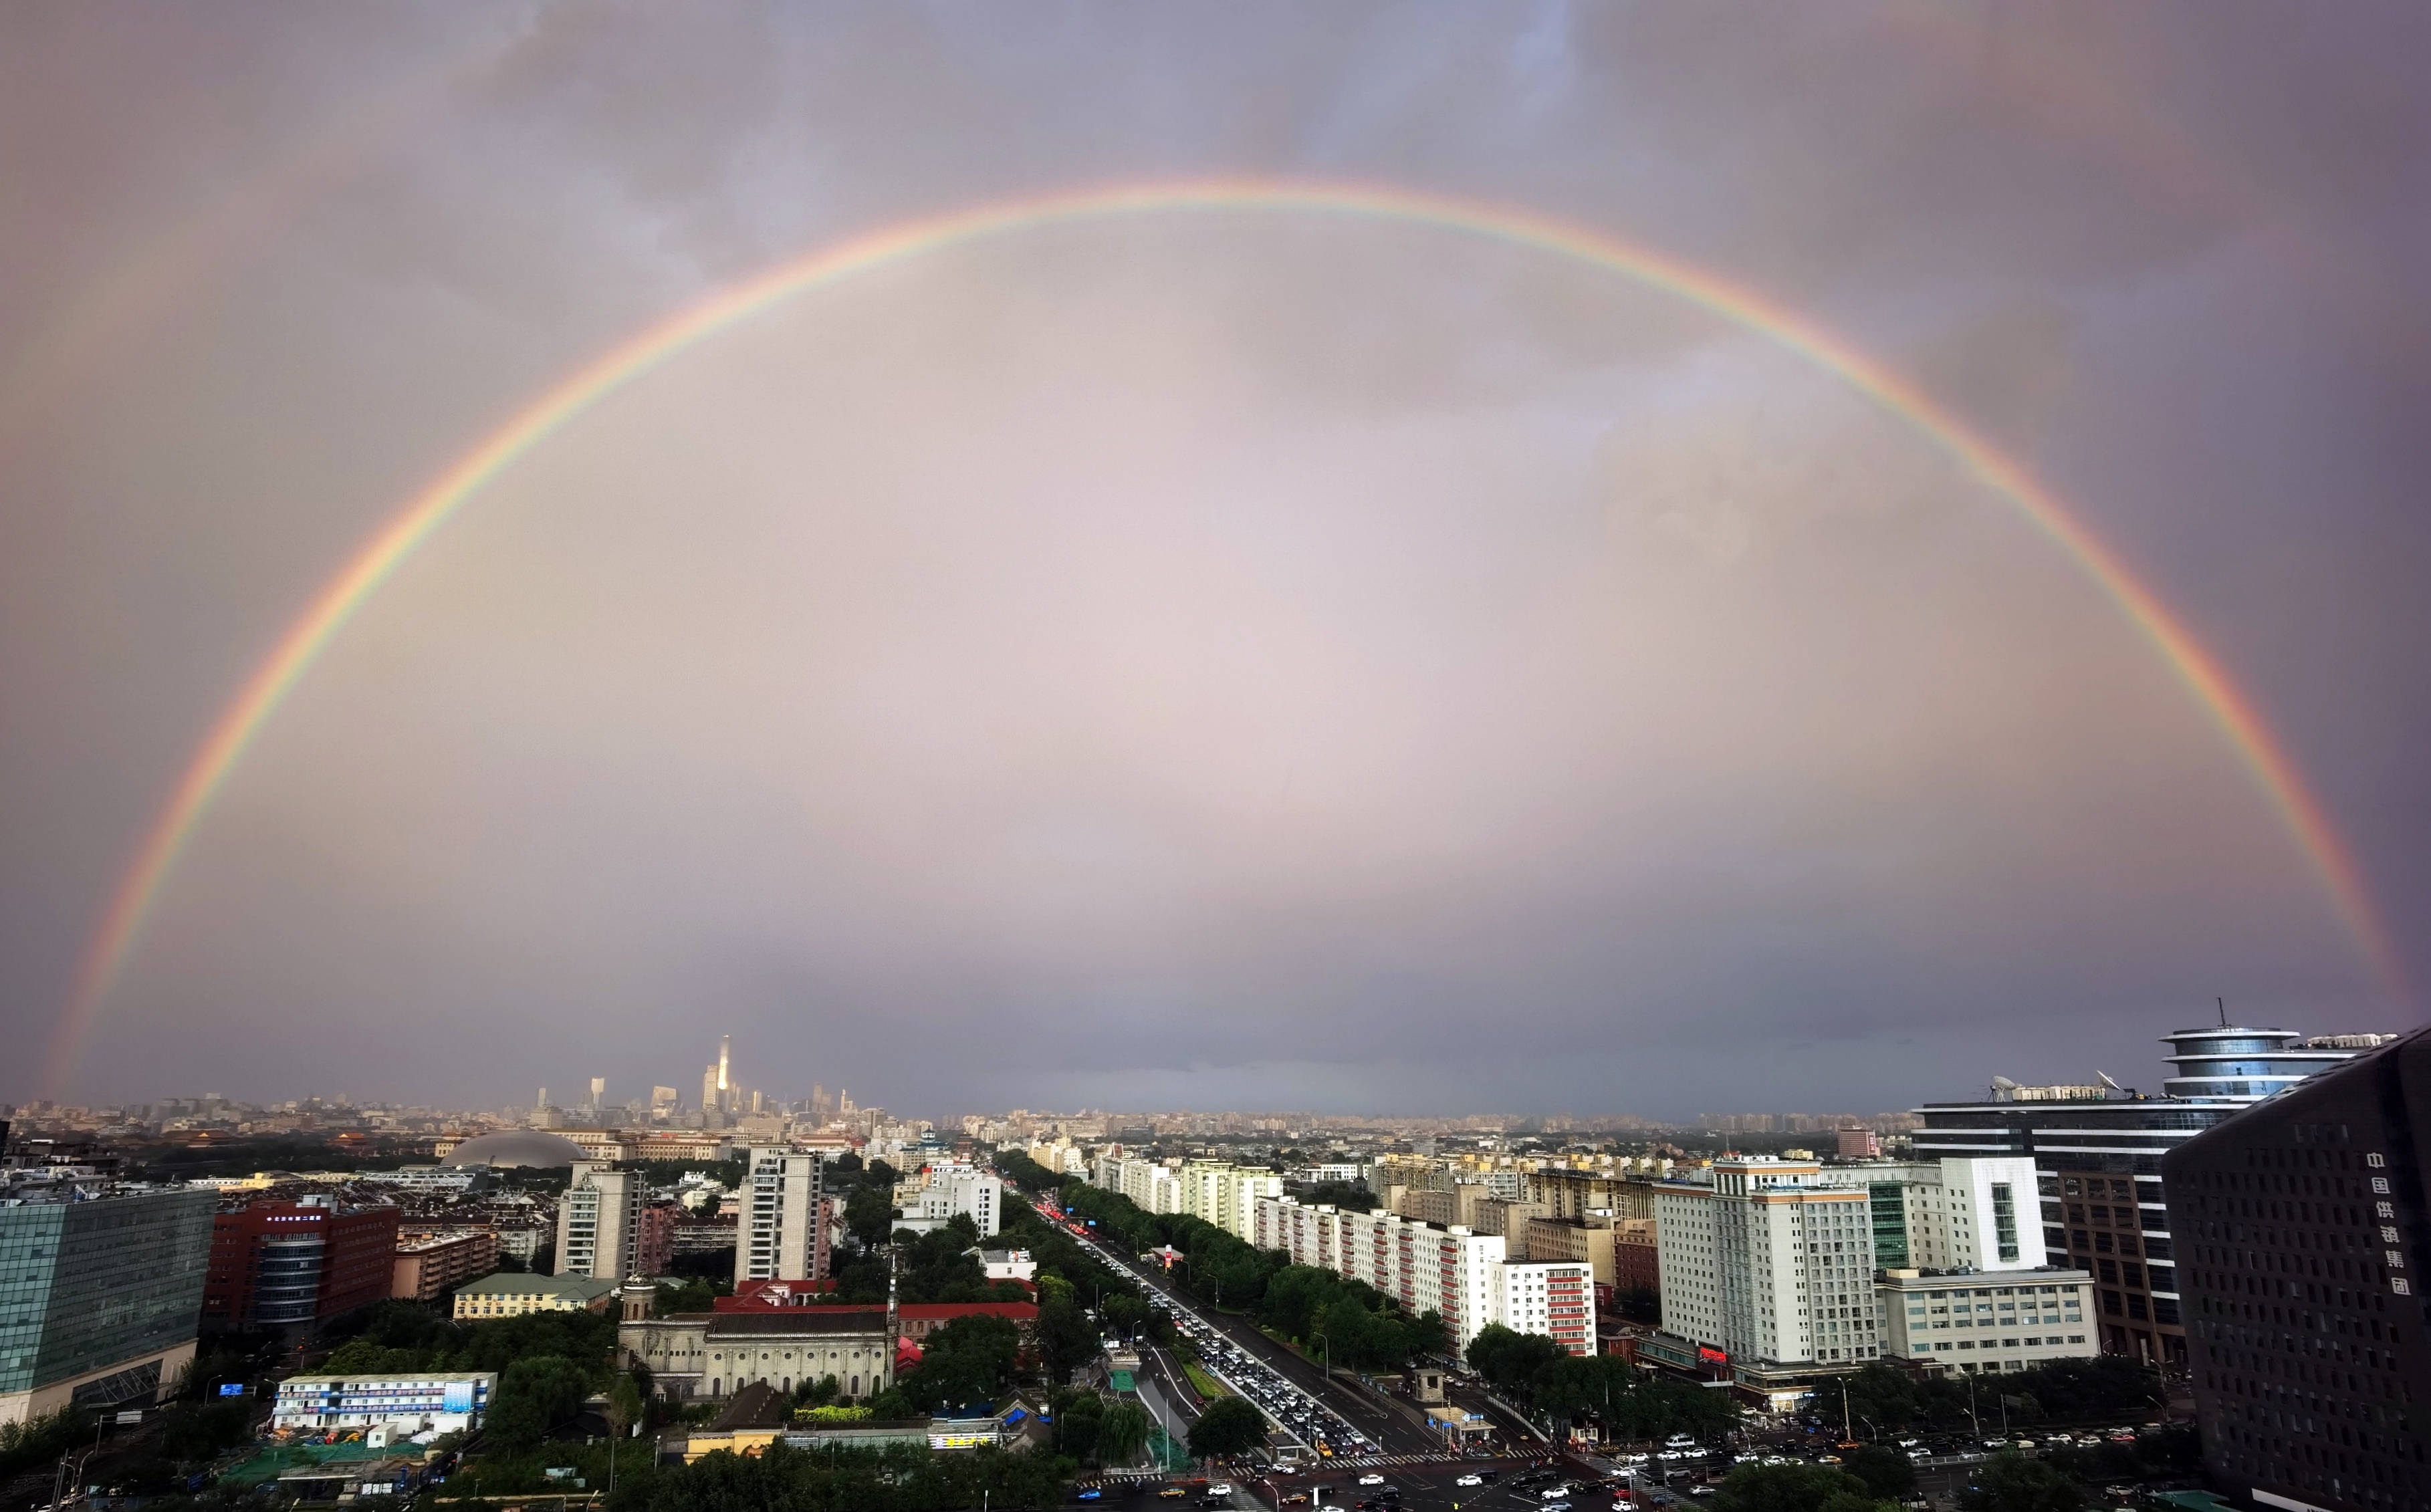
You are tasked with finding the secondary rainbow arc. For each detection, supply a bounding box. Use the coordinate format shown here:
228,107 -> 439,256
41,177 -> 2407,1093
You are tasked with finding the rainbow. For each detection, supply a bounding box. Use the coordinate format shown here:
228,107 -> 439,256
41,177 -> 2407,1092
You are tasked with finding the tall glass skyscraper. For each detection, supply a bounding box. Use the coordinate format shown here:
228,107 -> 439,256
0,1186 -> 215,1426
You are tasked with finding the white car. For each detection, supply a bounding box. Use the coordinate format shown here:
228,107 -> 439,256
1357,1473 -> 1385,1485
1456,1473 -> 1485,1487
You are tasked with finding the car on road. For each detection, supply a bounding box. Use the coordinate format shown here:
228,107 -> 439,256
1357,1473 -> 1385,1485
1074,1491 -> 1102,1502
1455,1473 -> 1484,1487
1158,1489 -> 1189,1499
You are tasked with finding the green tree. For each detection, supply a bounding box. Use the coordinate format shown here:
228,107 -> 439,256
1841,1363 -> 1921,1432
865,1384 -> 917,1418
1532,1354 -> 1636,1421
1398,1309 -> 1452,1362
904,1313 -> 1024,1410
1711,1462 -> 1873,1512
1096,1401 -> 1151,1466
844,1185 -> 897,1251
1259,1266 -> 1343,1340
1036,1295 -> 1097,1385
1842,1444 -> 1916,1500
1187,1396 -> 1268,1461
320,1339 -> 431,1374
607,1372 -> 644,1440
487,1355 -> 590,1451
994,1150 -> 1062,1194
1056,1391 -> 1104,1462
1464,1324 -> 1566,1399
1958,1452 -> 2083,1512
1613,1380 -> 1740,1442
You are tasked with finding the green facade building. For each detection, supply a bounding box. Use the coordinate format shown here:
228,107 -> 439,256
0,1186 -> 216,1426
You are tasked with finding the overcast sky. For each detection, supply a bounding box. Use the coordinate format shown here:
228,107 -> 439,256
5,3 -> 2428,1121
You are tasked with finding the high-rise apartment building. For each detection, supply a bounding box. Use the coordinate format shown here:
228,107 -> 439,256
1092,1157 -> 1279,1241
735,1146 -> 828,1285
0,1186 -> 215,1426
1655,1157 -> 1882,1368
2164,1027 -> 2430,1512
1251,1197 -> 1597,1353
1916,1022 -> 2392,1366
205,1198 -> 400,1332
556,1162 -> 643,1281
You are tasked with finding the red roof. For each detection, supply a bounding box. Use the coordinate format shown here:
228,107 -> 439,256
899,1301 -> 1037,1321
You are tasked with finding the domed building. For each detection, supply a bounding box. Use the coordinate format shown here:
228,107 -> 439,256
441,1130 -> 588,1168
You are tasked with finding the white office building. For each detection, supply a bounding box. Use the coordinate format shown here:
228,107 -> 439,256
1876,1267 -> 2095,1372
904,1163 -> 1002,1239
555,1162 -> 642,1281
735,1146 -> 829,1284
1655,1158 -> 1882,1367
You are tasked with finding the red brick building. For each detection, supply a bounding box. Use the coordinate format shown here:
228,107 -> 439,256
636,1202 -> 679,1277
204,1199 -> 400,1331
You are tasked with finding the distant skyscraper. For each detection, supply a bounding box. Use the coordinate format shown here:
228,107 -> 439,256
588,1078 -> 605,1113
718,1035 -> 731,1108
536,1087 -> 548,1111
701,1065 -> 719,1116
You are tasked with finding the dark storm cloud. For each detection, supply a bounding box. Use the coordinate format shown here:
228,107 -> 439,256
3,1 -> 2426,1120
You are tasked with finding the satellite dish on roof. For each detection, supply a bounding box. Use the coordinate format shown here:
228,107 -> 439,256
2096,1071 -> 2123,1091
1990,1076 -> 2018,1090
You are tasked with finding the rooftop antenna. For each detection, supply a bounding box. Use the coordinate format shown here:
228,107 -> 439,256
2218,996 -> 2228,1027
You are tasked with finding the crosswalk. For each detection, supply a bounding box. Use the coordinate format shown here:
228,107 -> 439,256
1324,1451 -> 1543,1468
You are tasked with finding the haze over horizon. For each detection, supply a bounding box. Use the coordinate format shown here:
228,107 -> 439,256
5,3 -> 2428,1120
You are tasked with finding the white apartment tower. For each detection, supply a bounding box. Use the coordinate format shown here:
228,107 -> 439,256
556,1162 -> 643,1281
736,1146 -> 829,1285
1655,1157 -> 1881,1367
1251,1197 -> 1595,1353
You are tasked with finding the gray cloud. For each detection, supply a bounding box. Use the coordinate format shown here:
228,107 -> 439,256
3,2 -> 2425,1119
